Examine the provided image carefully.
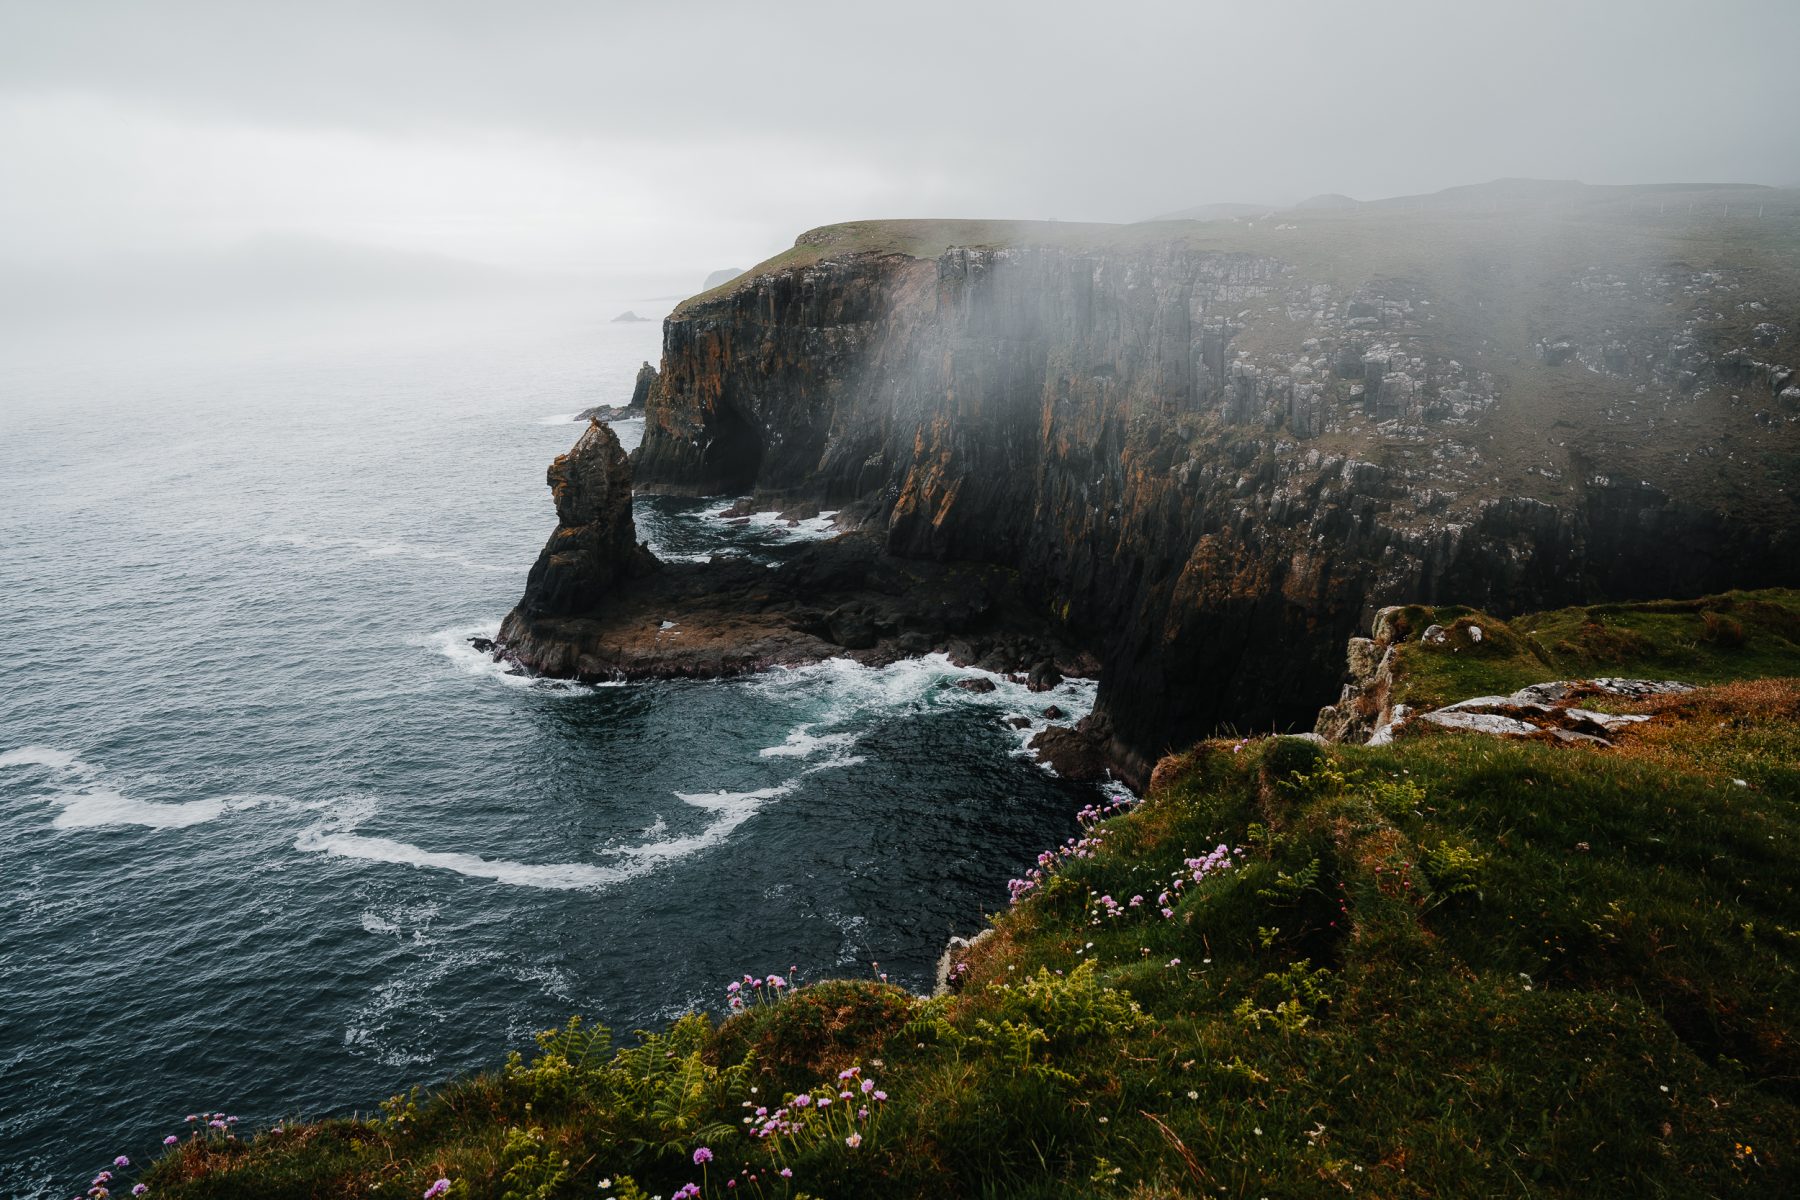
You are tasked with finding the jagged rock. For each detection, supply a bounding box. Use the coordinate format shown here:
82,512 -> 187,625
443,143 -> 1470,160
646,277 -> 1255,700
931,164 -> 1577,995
956,677 -> 997,694
502,421 -> 657,625
1042,704 -> 1067,720
1027,660 -> 1064,693
629,362 -> 658,409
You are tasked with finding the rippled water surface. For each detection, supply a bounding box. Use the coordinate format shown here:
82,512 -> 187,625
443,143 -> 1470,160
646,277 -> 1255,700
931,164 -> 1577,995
0,297 -> 1101,1195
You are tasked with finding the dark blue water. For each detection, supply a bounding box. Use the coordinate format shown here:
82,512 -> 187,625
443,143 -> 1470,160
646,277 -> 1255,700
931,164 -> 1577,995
0,295 -> 1104,1195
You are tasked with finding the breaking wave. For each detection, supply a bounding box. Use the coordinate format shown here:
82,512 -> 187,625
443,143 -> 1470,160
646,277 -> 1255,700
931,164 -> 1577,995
0,746 -> 276,830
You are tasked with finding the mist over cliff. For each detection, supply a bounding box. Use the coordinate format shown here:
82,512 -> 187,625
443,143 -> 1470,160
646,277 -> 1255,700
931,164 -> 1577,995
503,182 -> 1800,779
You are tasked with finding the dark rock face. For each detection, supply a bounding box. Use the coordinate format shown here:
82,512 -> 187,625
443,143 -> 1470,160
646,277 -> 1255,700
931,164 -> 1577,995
628,361 -> 658,410
503,420 -> 657,626
625,222 -> 1800,782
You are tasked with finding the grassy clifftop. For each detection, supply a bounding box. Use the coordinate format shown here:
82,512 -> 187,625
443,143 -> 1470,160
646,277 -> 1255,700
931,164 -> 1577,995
122,592 -> 1800,1198
1373,588 -> 1800,713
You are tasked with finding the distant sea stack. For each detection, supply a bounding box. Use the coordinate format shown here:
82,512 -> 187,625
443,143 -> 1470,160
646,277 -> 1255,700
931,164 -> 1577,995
611,310 -> 651,323
574,362 -> 659,423
513,184 -> 1800,784
703,267 -> 744,290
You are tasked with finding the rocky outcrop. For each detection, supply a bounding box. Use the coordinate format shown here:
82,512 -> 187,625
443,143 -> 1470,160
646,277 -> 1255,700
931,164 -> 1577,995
507,207 -> 1800,783
575,362 -> 659,423
501,420 -> 657,625
628,361 -> 658,410
1368,680 -> 1694,748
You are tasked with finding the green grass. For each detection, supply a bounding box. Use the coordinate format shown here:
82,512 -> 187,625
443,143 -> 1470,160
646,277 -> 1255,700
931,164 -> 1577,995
1376,588 -> 1800,712
132,668 -> 1800,1198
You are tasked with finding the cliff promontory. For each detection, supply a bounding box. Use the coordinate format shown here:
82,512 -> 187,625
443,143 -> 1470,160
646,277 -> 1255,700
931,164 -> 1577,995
504,185 -> 1800,782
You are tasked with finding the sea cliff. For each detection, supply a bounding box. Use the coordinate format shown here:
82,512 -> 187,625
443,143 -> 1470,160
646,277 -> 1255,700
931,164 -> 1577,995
506,192 -> 1800,783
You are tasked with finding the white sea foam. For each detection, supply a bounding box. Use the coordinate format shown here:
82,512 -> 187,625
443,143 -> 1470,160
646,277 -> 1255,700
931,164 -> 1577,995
685,503 -> 845,543
1,745 -> 273,829
421,621 -> 607,695
297,782 -> 795,890
743,653 -> 1099,771
760,725 -> 859,760
0,745 -> 90,773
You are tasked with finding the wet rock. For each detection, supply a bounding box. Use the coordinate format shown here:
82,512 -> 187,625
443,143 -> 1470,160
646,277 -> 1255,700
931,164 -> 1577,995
1027,660 -> 1063,692
956,677 -> 998,694
468,636 -> 496,653
1042,704 -> 1066,720
826,607 -> 878,650
1028,724 -> 1109,782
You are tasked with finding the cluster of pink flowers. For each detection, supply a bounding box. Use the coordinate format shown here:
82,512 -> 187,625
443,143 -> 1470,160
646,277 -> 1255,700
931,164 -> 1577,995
725,966 -> 800,1012
79,1157 -> 147,1199
745,1065 -> 889,1162
182,1111 -> 239,1135
1007,792 -> 1140,904
1152,844 -> 1244,916
1088,891 -> 1152,924
423,1179 -> 452,1199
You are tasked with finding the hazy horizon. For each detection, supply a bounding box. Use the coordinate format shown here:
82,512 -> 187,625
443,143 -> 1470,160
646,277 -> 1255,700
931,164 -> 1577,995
3,0 -> 1796,311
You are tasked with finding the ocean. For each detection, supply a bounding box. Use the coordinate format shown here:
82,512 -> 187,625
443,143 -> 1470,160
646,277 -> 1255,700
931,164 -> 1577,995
0,292 -> 1105,1195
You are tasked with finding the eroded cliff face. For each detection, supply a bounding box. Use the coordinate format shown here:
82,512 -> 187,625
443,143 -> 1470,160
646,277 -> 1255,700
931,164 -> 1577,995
623,212 -> 1800,781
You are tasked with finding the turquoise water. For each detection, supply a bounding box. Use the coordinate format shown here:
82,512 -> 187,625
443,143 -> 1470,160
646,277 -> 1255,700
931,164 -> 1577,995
0,297 -> 1105,1195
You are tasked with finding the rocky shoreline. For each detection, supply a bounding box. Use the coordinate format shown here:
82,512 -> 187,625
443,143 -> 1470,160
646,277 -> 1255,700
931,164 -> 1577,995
492,418 -> 1117,779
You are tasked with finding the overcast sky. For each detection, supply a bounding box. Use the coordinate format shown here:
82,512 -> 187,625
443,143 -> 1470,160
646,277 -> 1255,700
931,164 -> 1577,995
1,0 -> 1794,286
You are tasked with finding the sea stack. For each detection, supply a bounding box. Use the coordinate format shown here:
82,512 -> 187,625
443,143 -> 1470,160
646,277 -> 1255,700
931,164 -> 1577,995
500,420 -> 657,632
628,361 -> 658,409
